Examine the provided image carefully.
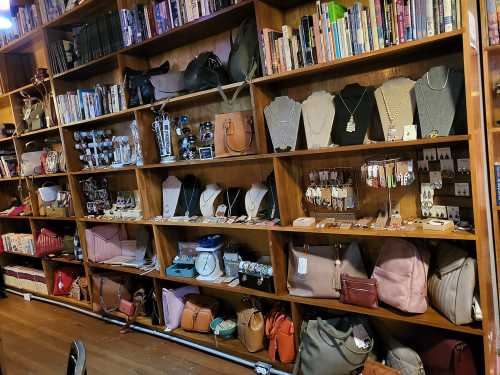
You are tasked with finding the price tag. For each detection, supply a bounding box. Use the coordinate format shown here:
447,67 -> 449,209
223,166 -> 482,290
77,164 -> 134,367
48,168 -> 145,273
352,323 -> 371,349
403,124 -> 417,141
297,257 -> 308,275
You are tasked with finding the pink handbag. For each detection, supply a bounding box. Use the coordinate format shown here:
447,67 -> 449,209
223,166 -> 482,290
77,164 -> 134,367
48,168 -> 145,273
162,285 -> 199,330
85,225 -> 127,262
372,239 -> 430,313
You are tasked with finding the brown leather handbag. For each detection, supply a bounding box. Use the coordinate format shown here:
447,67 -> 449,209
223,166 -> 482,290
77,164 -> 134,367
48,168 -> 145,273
237,307 -> 265,352
265,309 -> 295,363
180,294 -> 219,333
214,111 -> 257,158
340,274 -> 379,308
363,359 -> 401,374
91,274 -> 131,313
419,338 -> 477,375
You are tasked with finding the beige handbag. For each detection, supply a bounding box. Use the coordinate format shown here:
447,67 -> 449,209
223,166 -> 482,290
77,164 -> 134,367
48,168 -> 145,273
237,307 -> 265,352
287,242 -> 367,298
214,111 -> 257,158
428,243 -> 477,325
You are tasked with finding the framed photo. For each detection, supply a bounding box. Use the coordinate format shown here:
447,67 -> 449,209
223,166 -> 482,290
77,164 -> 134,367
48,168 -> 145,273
198,147 -> 214,160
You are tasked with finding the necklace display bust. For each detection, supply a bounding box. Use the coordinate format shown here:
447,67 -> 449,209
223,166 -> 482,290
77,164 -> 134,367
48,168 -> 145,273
374,77 -> 416,141
302,91 -> 335,149
224,187 -> 245,217
179,175 -> 202,217
245,183 -> 268,218
162,176 -> 182,218
334,83 -> 378,145
415,65 -> 465,137
199,183 -> 222,217
264,96 -> 302,152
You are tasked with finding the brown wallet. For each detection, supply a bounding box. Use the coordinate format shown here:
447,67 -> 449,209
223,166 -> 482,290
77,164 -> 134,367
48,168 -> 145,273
363,358 -> 401,374
181,294 -> 219,333
340,273 -> 378,309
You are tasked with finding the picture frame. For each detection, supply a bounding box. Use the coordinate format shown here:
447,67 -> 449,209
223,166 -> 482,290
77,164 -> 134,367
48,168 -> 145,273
199,147 -> 214,160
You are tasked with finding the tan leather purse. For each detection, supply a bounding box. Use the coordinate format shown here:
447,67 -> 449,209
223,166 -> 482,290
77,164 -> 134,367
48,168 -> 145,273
180,294 -> 219,333
91,274 -> 131,313
237,307 -> 265,352
214,111 -> 257,158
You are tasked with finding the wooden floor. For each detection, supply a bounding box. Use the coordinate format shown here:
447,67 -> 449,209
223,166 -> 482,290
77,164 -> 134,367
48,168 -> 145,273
0,294 -> 255,375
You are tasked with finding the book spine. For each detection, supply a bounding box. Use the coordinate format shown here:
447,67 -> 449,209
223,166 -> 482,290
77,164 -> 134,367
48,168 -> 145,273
496,163 -> 500,206
321,6 -> 332,61
455,0 -> 461,28
369,0 -> 380,49
443,0 -> 452,31
262,29 -> 273,75
450,0 -> 457,29
361,9 -> 371,51
397,0 -> 405,43
438,0 -> 444,33
312,13 -> 324,63
425,0 -> 434,36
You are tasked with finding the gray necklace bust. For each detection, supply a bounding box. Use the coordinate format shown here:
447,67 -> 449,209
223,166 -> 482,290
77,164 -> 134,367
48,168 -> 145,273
415,65 -> 464,138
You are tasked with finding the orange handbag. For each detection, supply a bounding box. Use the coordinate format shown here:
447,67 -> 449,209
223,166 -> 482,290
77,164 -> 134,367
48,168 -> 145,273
180,294 -> 219,333
265,309 -> 296,364
363,358 -> 401,374
214,111 -> 257,158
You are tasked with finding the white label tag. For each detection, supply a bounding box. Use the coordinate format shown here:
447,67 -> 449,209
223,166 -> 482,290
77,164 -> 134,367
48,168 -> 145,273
297,257 -> 308,275
352,323 -> 370,349
429,171 -> 443,189
403,124 -> 417,141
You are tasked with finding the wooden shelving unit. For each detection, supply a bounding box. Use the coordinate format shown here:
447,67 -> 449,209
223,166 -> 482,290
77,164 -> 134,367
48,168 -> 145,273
0,0 -> 497,373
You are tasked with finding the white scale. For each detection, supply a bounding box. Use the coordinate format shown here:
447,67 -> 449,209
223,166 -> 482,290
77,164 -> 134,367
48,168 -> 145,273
195,244 -> 223,281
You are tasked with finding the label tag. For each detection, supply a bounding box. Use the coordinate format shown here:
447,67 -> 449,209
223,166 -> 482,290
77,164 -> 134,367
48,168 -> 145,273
403,124 -> 417,141
297,257 -> 308,275
352,323 -> 370,349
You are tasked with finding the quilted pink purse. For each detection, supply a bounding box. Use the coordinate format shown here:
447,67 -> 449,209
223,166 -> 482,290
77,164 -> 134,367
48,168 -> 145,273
162,285 -> 199,330
372,239 -> 430,313
85,225 -> 127,262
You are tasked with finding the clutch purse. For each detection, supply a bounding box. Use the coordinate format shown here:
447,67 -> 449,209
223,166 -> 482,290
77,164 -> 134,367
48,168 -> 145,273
340,273 -> 378,308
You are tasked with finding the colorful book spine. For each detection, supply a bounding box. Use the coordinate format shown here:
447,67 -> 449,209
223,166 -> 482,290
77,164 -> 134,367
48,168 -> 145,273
496,163 -> 500,205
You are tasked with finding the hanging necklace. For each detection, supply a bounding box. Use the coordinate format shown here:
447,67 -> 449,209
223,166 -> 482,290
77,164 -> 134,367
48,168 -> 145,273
183,181 -> 197,217
268,183 -> 276,218
380,86 -> 404,141
338,88 -> 367,133
426,68 -> 450,91
226,189 -> 241,216
201,187 -> 220,205
248,188 -> 263,211
417,81 -> 439,137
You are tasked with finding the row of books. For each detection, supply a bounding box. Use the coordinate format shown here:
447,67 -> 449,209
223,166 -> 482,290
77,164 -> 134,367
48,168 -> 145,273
38,0 -> 84,24
486,0 -> 500,45
1,233 -> 35,256
0,4 -> 41,48
260,0 -> 462,76
48,11 -> 123,74
0,154 -> 18,179
119,0 -> 242,47
56,84 -> 126,125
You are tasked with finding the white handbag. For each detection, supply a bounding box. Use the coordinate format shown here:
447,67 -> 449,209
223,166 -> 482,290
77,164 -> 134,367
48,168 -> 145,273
21,151 -> 44,176
150,71 -> 184,101
38,183 -> 62,204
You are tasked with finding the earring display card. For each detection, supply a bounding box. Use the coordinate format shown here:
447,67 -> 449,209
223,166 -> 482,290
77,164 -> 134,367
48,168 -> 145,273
446,206 -> 460,222
429,171 -> 443,189
455,182 -> 470,196
423,148 -> 437,161
437,147 -> 452,160
439,159 -> 455,178
429,205 -> 447,219
457,158 -> 471,173
418,160 -> 429,172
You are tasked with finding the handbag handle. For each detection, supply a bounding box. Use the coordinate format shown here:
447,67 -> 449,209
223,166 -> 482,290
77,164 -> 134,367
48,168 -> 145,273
223,118 -> 254,153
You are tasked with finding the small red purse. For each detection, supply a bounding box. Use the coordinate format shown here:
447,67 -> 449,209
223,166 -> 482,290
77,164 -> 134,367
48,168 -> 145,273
36,228 -> 64,257
53,268 -> 77,296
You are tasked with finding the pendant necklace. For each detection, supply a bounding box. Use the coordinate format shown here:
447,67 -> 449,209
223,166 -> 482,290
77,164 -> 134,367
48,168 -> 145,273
338,88 -> 367,133
248,188 -> 263,211
426,68 -> 450,91
380,87 -> 403,141
226,189 -> 241,216
183,181 -> 197,217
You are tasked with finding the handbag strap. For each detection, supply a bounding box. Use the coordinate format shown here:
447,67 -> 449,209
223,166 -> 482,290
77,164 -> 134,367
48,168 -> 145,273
121,289 -> 145,334
223,117 -> 254,153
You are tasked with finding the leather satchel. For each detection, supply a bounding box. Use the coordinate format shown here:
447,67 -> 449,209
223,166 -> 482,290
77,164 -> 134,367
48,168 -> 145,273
419,338 -> 477,375
85,224 -> 127,263
340,274 -> 378,308
265,309 -> 295,363
237,306 -> 265,353
288,242 -> 367,298
91,274 -> 131,313
364,359 -> 401,374
294,317 -> 373,375
428,243 -> 477,325
214,111 -> 257,158
180,294 -> 219,333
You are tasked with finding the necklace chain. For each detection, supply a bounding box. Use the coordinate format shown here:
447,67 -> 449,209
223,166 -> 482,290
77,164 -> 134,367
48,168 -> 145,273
338,88 -> 367,117
183,181 -> 197,216
226,189 -> 241,216
426,68 -> 450,91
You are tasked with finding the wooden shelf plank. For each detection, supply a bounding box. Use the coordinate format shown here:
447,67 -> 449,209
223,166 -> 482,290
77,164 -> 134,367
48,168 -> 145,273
3,78 -> 51,98
30,172 -> 68,179
79,217 -> 152,225
274,225 -> 476,241
283,295 -> 483,336
88,262 -> 161,278
70,166 -> 138,175
30,216 -> 76,221
2,252 -> 40,259
45,256 -> 83,265
252,30 -> 463,85
0,136 -> 14,144
0,28 -> 42,54
52,52 -> 119,81
0,177 -> 21,183
151,219 -> 273,231
17,126 -> 60,139
61,107 -> 137,128
0,215 -> 30,220
43,0 -> 112,29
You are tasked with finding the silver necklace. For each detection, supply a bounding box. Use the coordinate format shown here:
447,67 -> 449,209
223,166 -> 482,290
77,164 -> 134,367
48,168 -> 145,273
183,182 -> 197,217
248,189 -> 263,211
201,188 -> 219,205
380,86 -> 404,141
426,68 -> 450,91
226,189 -> 241,216
417,81 -> 439,137
338,88 -> 367,133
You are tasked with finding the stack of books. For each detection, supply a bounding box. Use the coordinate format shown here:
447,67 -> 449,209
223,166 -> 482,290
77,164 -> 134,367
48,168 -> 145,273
48,11 -> 123,75
0,3 -> 41,48
119,0 -> 242,47
260,0 -> 462,76
56,84 -> 126,125
39,0 -> 84,24
1,233 -> 35,255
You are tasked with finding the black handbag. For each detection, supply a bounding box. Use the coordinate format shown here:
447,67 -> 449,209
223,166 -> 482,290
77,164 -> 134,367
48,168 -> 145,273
124,60 -> 170,107
183,52 -> 229,93
238,261 -> 274,293
228,18 -> 260,82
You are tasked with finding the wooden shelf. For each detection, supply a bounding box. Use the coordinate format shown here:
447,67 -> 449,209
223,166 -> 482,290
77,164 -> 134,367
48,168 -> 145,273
284,295 -> 483,336
30,216 -> 76,221
43,0 -> 113,29
88,262 -> 161,278
62,108 -> 137,128
70,166 -> 138,175
0,28 -> 42,54
151,220 -> 273,231
0,215 -> 30,220
44,256 -> 83,265
30,172 -> 68,179
53,52 -> 119,81
17,126 -> 60,139
4,78 -> 51,97
48,294 -> 92,309
0,177 -> 21,183
252,30 -> 463,85
0,136 -> 14,144
79,217 -> 152,225
2,252 -> 40,259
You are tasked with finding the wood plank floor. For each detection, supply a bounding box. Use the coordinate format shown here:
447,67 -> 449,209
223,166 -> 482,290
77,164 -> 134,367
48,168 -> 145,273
0,294 -> 254,375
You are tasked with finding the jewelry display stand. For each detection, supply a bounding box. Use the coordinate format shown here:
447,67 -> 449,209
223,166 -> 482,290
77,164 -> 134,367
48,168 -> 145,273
223,187 -> 245,217
333,83 -> 377,145
302,91 -> 335,149
264,96 -> 302,152
374,77 -> 416,141
199,183 -> 223,217
162,176 -> 182,218
245,183 -> 268,218
415,65 -> 465,137
179,175 -> 202,217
